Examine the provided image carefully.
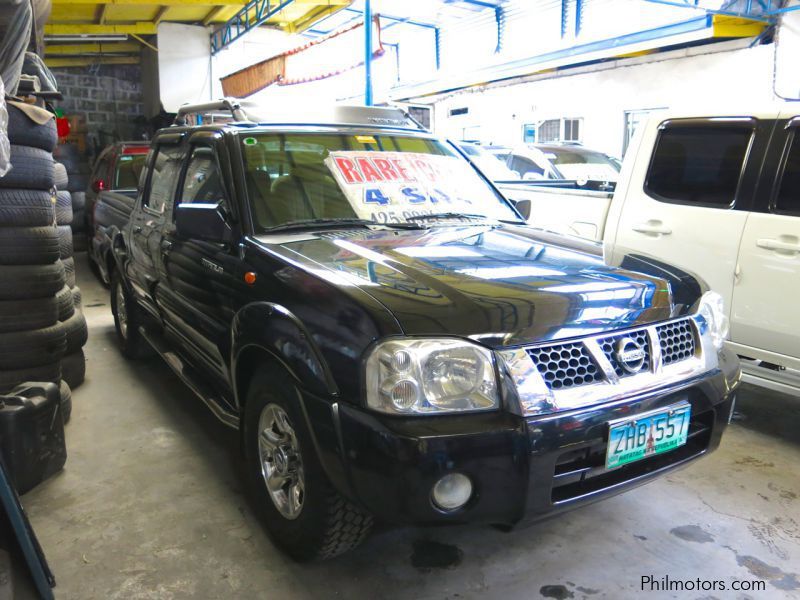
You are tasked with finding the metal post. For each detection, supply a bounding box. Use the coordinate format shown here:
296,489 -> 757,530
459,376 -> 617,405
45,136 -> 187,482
364,0 -> 373,106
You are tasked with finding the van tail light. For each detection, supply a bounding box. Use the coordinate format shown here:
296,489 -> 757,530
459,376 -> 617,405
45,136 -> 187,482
92,179 -> 106,193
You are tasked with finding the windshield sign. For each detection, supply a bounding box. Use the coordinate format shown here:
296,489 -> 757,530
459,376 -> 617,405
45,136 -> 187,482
325,151 -> 502,224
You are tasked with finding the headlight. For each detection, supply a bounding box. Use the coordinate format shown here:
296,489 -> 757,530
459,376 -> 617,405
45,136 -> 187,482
364,338 -> 499,415
697,291 -> 729,350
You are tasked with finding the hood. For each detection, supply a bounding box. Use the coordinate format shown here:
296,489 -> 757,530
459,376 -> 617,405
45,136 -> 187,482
259,225 -> 701,348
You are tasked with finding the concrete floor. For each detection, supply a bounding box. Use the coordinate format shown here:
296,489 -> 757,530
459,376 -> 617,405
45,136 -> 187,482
20,255 -> 800,599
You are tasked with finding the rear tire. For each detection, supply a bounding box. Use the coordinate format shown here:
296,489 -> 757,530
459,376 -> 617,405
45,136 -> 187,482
110,270 -> 151,359
243,368 -> 373,561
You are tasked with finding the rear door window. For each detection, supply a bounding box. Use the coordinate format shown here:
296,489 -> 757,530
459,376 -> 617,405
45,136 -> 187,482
143,146 -> 184,214
775,131 -> 800,215
645,123 -> 753,207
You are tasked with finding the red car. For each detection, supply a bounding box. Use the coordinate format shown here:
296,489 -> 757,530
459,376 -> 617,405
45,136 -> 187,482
87,142 -> 149,284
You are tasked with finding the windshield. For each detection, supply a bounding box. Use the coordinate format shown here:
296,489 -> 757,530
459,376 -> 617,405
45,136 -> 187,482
458,143 -> 520,181
242,133 -> 520,231
115,153 -> 147,189
540,147 -> 621,181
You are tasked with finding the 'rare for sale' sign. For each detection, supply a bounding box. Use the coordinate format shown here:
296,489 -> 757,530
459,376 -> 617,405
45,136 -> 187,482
324,151 -> 496,223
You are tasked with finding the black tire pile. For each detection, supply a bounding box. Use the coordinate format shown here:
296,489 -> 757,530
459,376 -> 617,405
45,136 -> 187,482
0,104 -> 88,421
53,142 -> 89,252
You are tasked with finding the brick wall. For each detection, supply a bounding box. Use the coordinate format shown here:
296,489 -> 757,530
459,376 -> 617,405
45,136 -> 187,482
50,65 -> 148,157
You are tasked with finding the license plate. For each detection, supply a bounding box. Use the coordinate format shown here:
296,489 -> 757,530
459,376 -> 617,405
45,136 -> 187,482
606,403 -> 691,469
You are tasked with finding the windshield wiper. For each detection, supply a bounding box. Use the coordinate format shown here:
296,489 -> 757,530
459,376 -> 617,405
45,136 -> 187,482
262,218 -> 426,234
406,212 -> 492,223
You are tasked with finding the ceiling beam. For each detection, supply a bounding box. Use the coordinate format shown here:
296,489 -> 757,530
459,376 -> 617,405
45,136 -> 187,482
46,56 -> 140,68
45,23 -> 157,35
154,5 -> 170,23
202,6 -> 227,26
45,42 -> 140,54
96,4 -> 108,24
52,0 -> 244,5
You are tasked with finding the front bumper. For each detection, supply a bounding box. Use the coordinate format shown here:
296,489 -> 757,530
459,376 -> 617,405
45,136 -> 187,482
329,350 -> 739,527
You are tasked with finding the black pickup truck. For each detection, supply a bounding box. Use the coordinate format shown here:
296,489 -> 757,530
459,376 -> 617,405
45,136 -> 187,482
110,101 -> 740,561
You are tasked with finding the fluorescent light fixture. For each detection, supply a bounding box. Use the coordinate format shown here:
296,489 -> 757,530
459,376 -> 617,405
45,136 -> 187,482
45,35 -> 129,42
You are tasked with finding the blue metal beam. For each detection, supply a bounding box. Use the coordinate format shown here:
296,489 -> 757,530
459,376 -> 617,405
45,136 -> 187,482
560,0 -> 569,38
364,0 -> 373,105
342,7 -> 437,30
575,0 -> 584,36
434,26 -> 441,70
495,5 -> 504,53
459,0 -> 498,8
210,0 -> 296,54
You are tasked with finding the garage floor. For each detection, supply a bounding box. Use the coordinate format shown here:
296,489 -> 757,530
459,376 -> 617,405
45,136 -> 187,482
21,256 -> 800,599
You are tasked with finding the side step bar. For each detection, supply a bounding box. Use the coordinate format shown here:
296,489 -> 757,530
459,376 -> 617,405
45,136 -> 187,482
139,326 -> 240,429
740,360 -> 800,397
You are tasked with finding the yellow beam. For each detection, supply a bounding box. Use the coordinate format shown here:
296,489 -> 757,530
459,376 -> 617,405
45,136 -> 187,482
131,33 -> 157,52
52,0 -> 244,5
46,56 -> 140,68
712,15 -> 766,38
202,5 -> 226,26
45,23 -> 157,35
286,3 -> 346,33
45,42 -> 140,54
154,5 -> 170,23
96,4 -> 108,24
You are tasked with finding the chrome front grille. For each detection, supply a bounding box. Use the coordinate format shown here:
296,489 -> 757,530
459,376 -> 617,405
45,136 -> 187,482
657,319 -> 696,365
526,317 -> 698,392
527,341 -> 602,391
598,329 -> 651,378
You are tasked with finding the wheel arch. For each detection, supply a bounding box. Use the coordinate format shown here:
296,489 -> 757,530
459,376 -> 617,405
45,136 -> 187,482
231,302 -> 338,411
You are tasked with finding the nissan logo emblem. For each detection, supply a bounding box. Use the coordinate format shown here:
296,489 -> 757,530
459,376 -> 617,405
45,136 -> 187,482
614,338 -> 646,373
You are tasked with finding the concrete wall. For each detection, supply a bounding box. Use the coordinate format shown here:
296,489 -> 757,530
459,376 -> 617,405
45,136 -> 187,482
432,40 -> 776,159
51,65 -> 147,155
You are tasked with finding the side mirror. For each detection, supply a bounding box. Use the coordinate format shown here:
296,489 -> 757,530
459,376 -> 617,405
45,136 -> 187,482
91,179 -> 106,193
175,203 -> 231,243
511,198 -> 532,220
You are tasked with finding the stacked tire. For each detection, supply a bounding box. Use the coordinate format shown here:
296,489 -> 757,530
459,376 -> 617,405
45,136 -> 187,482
53,166 -> 87,392
53,142 -> 88,252
0,104 -> 86,422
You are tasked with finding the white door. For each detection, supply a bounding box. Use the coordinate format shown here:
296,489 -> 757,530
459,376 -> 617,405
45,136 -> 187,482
730,119 -> 800,366
611,118 -> 756,311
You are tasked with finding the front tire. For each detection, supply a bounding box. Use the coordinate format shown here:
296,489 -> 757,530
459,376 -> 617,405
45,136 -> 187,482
244,369 -> 373,561
110,270 -> 152,359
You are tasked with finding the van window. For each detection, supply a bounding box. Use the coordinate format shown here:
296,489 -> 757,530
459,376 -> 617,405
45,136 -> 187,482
776,132 -> 800,215
645,125 -> 752,207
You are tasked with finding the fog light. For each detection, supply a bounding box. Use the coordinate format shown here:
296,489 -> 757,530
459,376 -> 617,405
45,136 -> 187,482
431,473 -> 472,511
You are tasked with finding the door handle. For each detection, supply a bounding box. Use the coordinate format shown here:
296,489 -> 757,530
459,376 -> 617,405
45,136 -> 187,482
632,220 -> 672,236
756,237 -> 800,254
161,240 -> 173,253
132,225 -> 142,234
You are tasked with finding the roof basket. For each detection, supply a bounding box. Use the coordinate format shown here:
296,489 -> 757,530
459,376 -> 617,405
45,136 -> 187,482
173,98 -> 251,126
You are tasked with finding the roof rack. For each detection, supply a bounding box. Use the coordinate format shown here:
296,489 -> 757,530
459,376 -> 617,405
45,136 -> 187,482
173,98 -> 250,126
